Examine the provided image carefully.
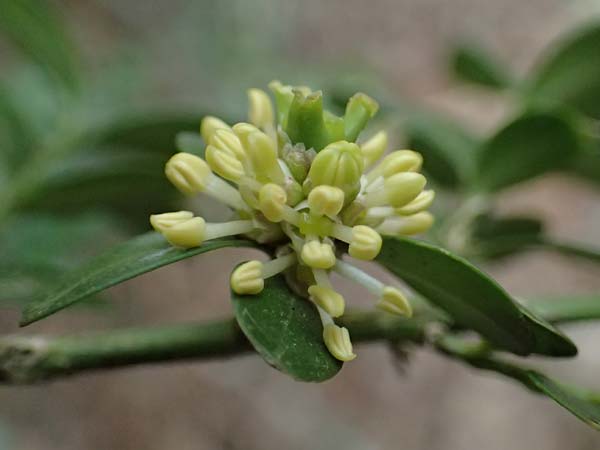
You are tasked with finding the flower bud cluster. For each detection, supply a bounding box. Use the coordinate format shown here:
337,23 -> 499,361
150,82 -> 435,362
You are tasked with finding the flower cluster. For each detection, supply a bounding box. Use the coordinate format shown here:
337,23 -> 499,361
150,82 -> 434,361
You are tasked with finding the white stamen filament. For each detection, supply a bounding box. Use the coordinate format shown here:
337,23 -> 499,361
205,174 -> 249,211
334,259 -> 383,296
205,220 -> 255,240
330,223 -> 354,244
262,253 -> 297,278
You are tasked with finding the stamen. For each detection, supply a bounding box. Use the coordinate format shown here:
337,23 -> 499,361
230,253 -> 297,295
361,172 -> 426,208
360,130 -> 388,168
204,220 -> 255,240
309,269 -> 345,317
331,224 -> 382,260
376,212 -> 434,236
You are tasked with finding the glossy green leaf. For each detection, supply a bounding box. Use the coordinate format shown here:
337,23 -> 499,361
515,303 -> 577,357
21,233 -> 258,326
0,0 -> 80,90
476,112 -> 582,192
529,23 -> 600,118
377,237 -> 534,355
450,44 -> 512,89
403,114 -> 478,189
231,274 -> 342,382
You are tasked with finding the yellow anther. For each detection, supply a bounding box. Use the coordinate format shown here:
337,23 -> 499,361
308,285 -> 345,317
301,240 -> 336,269
323,324 -> 356,361
258,183 -> 287,222
396,190 -> 435,216
210,128 -> 247,163
230,260 -> 264,295
308,185 -> 345,217
360,130 -> 388,167
377,286 -> 412,317
232,122 -> 260,149
366,150 -> 423,184
248,88 -> 274,130
200,116 -> 230,143
246,130 -> 284,183
377,212 -> 434,236
365,172 -> 426,208
348,225 -> 382,260
205,145 -> 245,182
164,152 -> 211,195
150,212 -> 206,248
149,210 -> 193,231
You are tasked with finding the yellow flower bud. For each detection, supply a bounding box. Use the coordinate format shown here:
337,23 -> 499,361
308,285 -> 345,317
377,212 -> 434,236
149,210 -> 193,231
306,141 -> 364,204
348,225 -> 382,260
360,130 -> 388,167
301,240 -> 336,269
205,145 -> 245,182
210,128 -> 247,163
307,185 -> 345,217
164,152 -> 211,195
231,260 -> 264,295
248,88 -> 274,130
150,212 -> 206,248
377,286 -> 412,317
323,324 -> 356,361
200,116 -> 230,143
258,183 -> 287,222
396,190 -> 435,216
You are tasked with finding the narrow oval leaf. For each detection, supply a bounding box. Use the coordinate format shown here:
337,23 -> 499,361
529,23 -> 600,118
377,237 -> 534,355
515,303 -> 577,357
21,233 -> 258,326
528,372 -> 600,430
476,112 -> 581,192
450,44 -> 512,90
471,214 -> 544,259
231,274 -> 342,382
404,114 -> 478,189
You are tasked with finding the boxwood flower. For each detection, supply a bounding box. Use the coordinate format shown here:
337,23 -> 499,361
151,82 -> 434,362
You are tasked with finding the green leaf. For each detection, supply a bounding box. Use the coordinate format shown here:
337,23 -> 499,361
471,214 -> 544,259
529,23 -> 600,118
175,132 -> 205,156
0,0 -> 80,90
231,274 -> 342,382
450,44 -> 512,89
21,233 -> 258,326
515,302 -> 577,357
377,237 -> 534,355
537,238 -> 600,264
437,335 -> 600,429
524,294 -> 600,324
476,112 -> 582,192
403,114 -> 478,189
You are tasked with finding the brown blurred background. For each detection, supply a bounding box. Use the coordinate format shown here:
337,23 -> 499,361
1,0 -> 600,449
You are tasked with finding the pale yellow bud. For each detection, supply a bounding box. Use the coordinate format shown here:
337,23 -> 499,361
210,128 -> 247,163
380,172 -> 427,208
348,225 -> 382,260
200,116 -> 230,143
205,145 -> 245,182
231,260 -> 264,295
377,286 -> 412,317
258,183 -> 287,222
246,130 -> 283,182
396,190 -> 435,216
150,212 -> 206,248
361,130 -> 388,167
308,285 -> 345,318
301,240 -> 336,269
377,212 -> 434,236
323,324 -> 356,361
164,153 -> 211,195
308,185 -> 345,217
248,88 -> 274,129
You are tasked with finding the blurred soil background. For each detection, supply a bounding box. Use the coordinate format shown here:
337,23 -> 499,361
1,0 -> 600,448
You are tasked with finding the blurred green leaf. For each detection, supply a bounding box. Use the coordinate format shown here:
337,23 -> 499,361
450,44 -> 512,90
537,238 -> 600,264
525,294 -> 600,324
471,214 -> 544,259
438,335 -> 599,429
476,112 -> 582,191
377,237 -> 534,355
0,0 -> 80,90
21,233 -> 259,326
529,22 -> 600,119
231,274 -> 342,382
404,114 -> 478,189
175,132 -> 205,156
